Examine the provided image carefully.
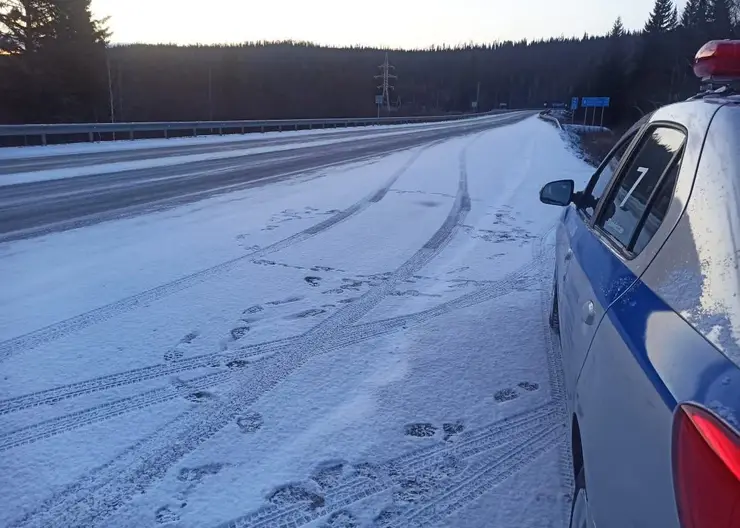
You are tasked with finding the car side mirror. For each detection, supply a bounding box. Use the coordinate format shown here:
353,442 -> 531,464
539,179 -> 574,206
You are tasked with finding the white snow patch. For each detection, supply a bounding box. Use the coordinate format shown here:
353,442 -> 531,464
0,116 -> 580,528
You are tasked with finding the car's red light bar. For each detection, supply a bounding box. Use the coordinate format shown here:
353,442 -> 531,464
694,40 -> 740,79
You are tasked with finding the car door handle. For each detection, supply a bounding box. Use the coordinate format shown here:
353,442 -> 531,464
564,249 -> 573,261
582,300 -> 595,325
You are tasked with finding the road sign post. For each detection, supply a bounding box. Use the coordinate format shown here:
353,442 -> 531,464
581,97 -> 610,128
375,95 -> 383,118
571,97 -> 578,124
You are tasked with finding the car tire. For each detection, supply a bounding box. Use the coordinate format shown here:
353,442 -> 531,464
569,467 -> 592,528
549,280 -> 560,332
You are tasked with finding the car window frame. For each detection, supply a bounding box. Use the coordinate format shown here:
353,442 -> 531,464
590,121 -> 687,261
576,114 -> 652,226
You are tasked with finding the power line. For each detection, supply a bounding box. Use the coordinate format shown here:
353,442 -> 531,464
374,52 -> 397,113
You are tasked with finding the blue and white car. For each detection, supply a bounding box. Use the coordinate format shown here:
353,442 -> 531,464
539,40 -> 740,528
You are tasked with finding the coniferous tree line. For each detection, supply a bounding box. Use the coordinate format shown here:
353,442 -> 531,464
0,0 -> 738,126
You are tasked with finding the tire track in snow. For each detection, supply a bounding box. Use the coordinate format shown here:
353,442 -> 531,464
385,424 -> 563,527
0,258 -> 546,449
10,135 -> 478,528
0,336 -> 297,415
215,403 -> 561,528
0,221 -> 552,420
0,144 -> 434,363
538,257 -> 574,526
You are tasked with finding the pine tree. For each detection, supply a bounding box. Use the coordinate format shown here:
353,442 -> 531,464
610,16 -> 626,38
44,0 -> 110,121
681,0 -> 697,27
0,0 -> 56,54
645,0 -> 677,33
669,6 -> 679,29
709,0 -> 734,37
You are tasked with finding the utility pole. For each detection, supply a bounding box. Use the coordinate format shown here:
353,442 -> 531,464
208,66 -> 213,121
117,62 -> 124,122
106,48 -> 115,123
475,81 -> 481,113
374,52 -> 397,114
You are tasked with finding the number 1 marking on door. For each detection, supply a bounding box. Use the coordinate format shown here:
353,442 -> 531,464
620,167 -> 649,209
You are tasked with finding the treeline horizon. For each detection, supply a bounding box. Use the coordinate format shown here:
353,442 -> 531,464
1,0 -> 739,126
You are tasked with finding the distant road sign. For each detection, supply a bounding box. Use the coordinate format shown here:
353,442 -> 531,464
375,95 -> 384,105
571,97 -> 579,110
471,101 -> 478,109
581,97 -> 610,108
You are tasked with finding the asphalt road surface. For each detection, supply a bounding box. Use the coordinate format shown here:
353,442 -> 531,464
0,112 -> 531,241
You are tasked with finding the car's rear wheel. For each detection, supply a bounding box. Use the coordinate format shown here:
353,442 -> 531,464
569,467 -> 594,528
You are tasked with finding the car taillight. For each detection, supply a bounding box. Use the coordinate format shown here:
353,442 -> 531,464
673,404 -> 740,528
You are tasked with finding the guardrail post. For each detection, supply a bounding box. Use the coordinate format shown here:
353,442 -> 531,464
129,130 -> 134,140
278,125 -> 282,132
164,129 -> 168,139
218,127 -> 222,135
241,126 -> 244,134
88,131 -> 93,143
295,123 -> 298,131
42,133 -> 47,146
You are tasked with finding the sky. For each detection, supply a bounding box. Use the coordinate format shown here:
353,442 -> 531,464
91,0 -> 689,49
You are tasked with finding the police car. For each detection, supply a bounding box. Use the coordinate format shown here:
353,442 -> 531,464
539,40 -> 740,528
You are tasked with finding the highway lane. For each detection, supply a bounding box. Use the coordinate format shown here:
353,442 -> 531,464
0,115 -> 513,175
0,112 -> 531,241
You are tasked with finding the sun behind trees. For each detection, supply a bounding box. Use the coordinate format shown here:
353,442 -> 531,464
0,0 -> 738,126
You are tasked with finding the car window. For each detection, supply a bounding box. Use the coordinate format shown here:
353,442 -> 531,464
631,159 -> 680,254
596,126 -> 686,251
580,133 -> 635,217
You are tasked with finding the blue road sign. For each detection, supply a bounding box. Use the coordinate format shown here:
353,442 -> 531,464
581,97 -> 610,108
571,97 -> 579,110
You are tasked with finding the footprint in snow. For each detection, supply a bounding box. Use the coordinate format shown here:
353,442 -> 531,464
267,295 -> 304,306
404,423 -> 437,438
236,411 -> 264,433
311,461 -> 346,489
304,276 -> 322,287
267,483 -> 325,509
184,390 -> 215,403
286,308 -> 327,320
494,388 -> 519,403
154,505 -> 182,524
230,326 -> 250,340
442,421 -> 465,441
225,359 -> 249,369
518,381 -> 540,392
177,463 -> 224,482
164,331 -> 200,362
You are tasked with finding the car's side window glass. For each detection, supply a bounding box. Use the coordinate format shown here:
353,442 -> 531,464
631,160 -> 680,254
580,134 -> 635,217
596,126 -> 685,251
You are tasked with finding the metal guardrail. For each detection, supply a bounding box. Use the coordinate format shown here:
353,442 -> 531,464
538,111 -> 563,130
0,110 -> 514,146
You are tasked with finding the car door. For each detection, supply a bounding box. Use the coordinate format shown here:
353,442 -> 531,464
574,124 -> 688,527
557,129 -> 640,399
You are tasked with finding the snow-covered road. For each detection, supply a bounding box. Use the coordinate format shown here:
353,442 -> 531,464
0,116 -> 594,528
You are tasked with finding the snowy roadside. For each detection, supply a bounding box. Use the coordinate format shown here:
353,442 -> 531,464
0,116 -> 594,528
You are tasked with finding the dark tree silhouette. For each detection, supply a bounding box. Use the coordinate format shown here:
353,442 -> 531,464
0,0 -> 738,128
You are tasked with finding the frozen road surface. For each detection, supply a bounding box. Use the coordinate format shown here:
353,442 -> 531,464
0,116 -> 593,527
